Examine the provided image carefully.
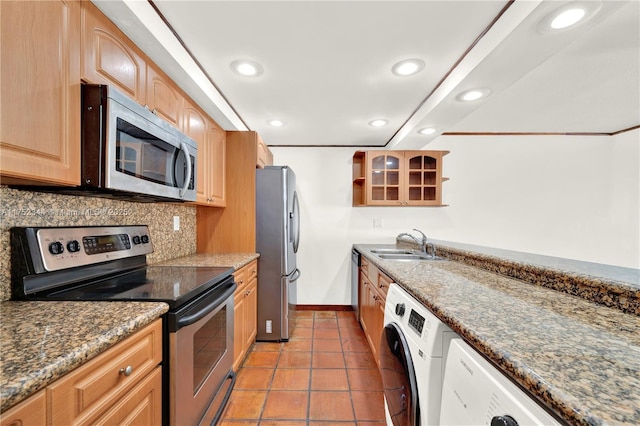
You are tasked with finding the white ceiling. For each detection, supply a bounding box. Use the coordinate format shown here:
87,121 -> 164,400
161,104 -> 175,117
93,0 -> 639,149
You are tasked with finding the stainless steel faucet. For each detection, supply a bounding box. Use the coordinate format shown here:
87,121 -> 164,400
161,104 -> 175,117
397,229 -> 428,253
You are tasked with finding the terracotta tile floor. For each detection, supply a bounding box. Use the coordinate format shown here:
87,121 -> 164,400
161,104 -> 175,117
220,310 -> 386,425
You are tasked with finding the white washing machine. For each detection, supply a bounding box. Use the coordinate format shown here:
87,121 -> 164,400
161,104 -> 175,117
380,283 -> 459,426
440,339 -> 562,426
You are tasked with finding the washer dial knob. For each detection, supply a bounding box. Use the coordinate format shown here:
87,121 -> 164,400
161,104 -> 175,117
395,303 -> 406,317
491,415 -> 518,426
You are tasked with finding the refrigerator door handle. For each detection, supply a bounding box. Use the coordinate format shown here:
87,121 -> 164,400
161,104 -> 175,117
290,191 -> 300,253
288,268 -> 301,282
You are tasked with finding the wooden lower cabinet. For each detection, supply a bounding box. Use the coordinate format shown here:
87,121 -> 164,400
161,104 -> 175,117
0,390 -> 46,426
233,260 -> 258,371
1,319 -> 163,426
359,258 -> 388,368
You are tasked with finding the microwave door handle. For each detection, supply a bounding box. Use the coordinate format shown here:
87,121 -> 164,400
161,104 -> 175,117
179,142 -> 192,198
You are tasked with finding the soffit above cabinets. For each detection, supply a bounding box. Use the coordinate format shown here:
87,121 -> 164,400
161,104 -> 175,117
92,0 -> 639,149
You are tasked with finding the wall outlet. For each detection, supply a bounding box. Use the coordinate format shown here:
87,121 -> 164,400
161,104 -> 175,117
373,218 -> 383,228
173,216 -> 180,231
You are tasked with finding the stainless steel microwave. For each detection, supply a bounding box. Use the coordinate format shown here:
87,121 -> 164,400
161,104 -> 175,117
80,84 -> 197,202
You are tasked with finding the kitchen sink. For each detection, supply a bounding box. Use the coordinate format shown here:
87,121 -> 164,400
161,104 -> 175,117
377,253 -> 447,261
374,252 -> 447,261
370,248 -> 415,255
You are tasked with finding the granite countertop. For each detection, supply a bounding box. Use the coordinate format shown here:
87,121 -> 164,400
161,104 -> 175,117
0,301 -> 168,412
0,252 -> 257,413
354,243 -> 640,426
153,252 -> 259,270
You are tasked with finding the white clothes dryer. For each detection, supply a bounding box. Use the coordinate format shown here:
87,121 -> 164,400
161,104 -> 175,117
440,339 -> 562,426
380,283 -> 459,426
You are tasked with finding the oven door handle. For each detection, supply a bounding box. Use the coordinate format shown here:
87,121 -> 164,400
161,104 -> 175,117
176,280 -> 236,329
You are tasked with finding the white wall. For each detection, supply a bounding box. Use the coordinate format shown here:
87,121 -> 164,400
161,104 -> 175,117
271,130 -> 640,305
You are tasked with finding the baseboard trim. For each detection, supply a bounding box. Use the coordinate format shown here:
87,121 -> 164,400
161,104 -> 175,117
295,304 -> 353,311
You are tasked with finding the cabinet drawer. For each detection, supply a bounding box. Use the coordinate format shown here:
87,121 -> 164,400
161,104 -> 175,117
377,272 -> 392,299
49,319 -> 162,425
234,267 -> 248,295
91,367 -> 162,426
246,260 -> 258,282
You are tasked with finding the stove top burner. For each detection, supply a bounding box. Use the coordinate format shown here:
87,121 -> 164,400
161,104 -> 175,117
37,266 -> 233,308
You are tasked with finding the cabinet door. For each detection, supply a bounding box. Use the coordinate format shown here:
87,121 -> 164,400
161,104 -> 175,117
245,277 -> 258,348
146,65 -> 183,128
207,124 -> 226,207
373,292 -> 385,368
0,390 -> 46,426
0,0 -> 81,185
82,1 -> 146,104
366,151 -> 403,205
233,267 -> 249,371
183,102 -> 208,204
256,135 -> 273,168
404,151 -> 443,206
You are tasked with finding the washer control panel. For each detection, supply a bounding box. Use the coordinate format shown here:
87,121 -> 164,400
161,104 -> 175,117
408,309 -> 425,334
32,225 -> 153,271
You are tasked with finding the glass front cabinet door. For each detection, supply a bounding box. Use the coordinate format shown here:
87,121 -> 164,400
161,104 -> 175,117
366,152 -> 403,205
404,151 -> 445,206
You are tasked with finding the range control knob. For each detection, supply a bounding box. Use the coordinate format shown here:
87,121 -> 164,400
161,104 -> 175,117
491,415 -> 518,426
49,241 -> 64,255
132,235 -> 141,245
140,235 -> 149,244
395,303 -> 406,317
67,240 -> 81,253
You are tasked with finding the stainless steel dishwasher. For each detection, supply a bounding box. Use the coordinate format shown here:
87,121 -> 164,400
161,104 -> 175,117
351,248 -> 361,320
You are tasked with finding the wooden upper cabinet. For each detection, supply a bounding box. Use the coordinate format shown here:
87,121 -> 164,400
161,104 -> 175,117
146,65 -> 183,128
353,150 -> 448,206
81,1 -> 146,104
256,135 -> 273,168
207,124 -> 227,207
184,102 -> 208,203
0,0 -> 81,186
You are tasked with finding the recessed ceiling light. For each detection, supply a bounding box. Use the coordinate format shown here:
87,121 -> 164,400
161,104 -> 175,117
392,59 -> 425,77
537,1 -> 602,33
456,88 -> 491,102
230,60 -> 263,77
369,119 -> 388,127
268,119 -> 285,127
551,8 -> 586,29
418,127 -> 437,135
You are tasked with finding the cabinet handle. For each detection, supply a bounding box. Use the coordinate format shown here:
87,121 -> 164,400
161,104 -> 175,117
119,366 -> 133,377
238,279 -> 244,284
245,290 -> 251,296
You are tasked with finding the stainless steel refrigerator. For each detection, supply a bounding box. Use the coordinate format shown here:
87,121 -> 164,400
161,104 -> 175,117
256,166 -> 301,341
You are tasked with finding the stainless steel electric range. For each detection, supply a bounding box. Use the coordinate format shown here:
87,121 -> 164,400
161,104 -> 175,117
10,225 -> 236,426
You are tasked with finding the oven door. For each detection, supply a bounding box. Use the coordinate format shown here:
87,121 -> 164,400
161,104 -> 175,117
168,277 -> 236,426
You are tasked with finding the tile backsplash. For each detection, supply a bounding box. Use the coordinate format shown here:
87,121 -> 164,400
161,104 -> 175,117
0,186 -> 197,301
